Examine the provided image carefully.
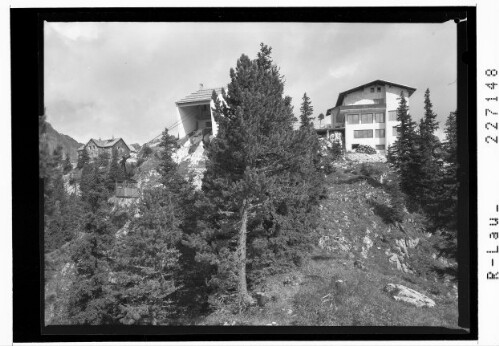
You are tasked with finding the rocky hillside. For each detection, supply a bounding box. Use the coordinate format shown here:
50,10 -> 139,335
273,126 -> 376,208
44,122 -> 84,162
133,129 -> 209,190
200,157 -> 459,327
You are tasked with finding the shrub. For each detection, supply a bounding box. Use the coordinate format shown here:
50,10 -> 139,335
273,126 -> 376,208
141,145 -> 153,158
355,144 -> 376,154
360,163 -> 383,178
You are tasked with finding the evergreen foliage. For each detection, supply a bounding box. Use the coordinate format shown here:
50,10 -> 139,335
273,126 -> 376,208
299,92 -> 314,128
198,43 -> 325,307
106,148 -> 126,192
109,189 -> 183,324
415,89 -> 443,214
77,148 -> 90,169
386,92 -> 421,203
63,154 -> 73,175
318,113 -> 324,126
67,208 -> 116,324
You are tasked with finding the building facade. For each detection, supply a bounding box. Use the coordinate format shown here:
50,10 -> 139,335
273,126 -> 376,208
325,80 -> 416,154
175,85 -> 224,139
78,138 -> 131,160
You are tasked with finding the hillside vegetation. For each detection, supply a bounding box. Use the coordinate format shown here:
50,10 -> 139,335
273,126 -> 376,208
42,43 -> 460,328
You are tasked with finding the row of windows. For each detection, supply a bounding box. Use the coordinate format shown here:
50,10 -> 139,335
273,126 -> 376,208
346,111 -> 398,124
347,113 -> 384,124
353,127 -> 399,138
370,86 -> 382,93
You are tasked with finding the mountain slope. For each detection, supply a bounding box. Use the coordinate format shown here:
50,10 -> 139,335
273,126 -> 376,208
44,122 -> 84,162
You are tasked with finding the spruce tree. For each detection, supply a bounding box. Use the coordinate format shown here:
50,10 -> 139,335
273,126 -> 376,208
200,43 -> 324,306
429,111 -> 459,257
387,91 -> 420,204
299,92 -> 314,128
416,88 -> 443,213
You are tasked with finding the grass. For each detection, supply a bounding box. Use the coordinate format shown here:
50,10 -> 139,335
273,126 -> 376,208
193,161 -> 460,327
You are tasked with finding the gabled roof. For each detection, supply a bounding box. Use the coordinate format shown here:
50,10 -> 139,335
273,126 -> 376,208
176,87 -> 223,106
335,80 -> 416,107
77,145 -> 85,151
87,138 -> 130,151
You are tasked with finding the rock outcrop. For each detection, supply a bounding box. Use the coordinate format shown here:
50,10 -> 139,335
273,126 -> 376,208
384,283 -> 436,308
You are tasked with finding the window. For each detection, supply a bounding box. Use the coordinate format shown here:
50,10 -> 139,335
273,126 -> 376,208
347,114 -> 359,124
376,144 -> 385,150
370,87 -> 375,93
352,144 -> 360,149
375,129 -> 385,138
377,87 -> 381,92
392,126 -> 400,137
374,113 -> 385,123
373,98 -> 385,104
361,113 -> 373,124
388,110 -> 397,121
354,129 -> 373,138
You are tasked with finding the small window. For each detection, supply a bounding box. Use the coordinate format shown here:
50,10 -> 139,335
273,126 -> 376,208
377,87 -> 381,92
361,113 -> 373,124
388,111 -> 397,121
375,129 -> 385,138
374,113 -> 385,123
347,114 -> 360,124
373,98 -> 385,104
376,144 -> 385,150
370,87 -> 375,93
354,130 -> 373,138
392,126 -> 400,137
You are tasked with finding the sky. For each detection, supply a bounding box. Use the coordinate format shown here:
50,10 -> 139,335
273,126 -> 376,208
44,21 -> 457,145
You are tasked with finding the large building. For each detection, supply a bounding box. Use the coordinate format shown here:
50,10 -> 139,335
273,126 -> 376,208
77,137 -> 131,160
175,85 -> 223,139
323,80 -> 416,154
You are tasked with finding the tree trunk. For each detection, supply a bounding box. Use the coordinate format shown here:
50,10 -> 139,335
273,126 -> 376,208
237,200 -> 254,305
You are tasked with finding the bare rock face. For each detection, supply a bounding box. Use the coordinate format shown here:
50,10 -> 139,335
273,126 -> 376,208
384,283 -> 436,308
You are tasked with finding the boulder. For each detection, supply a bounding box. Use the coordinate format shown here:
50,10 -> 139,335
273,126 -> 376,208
384,283 -> 436,308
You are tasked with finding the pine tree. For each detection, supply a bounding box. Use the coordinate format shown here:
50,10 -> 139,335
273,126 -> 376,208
299,93 -> 314,128
200,43 -> 324,306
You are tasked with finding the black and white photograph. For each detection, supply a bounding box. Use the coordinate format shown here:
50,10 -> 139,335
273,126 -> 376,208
40,18 -> 466,329
7,4 -> 490,343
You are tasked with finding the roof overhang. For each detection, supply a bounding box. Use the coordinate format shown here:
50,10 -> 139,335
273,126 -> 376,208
335,80 -> 416,107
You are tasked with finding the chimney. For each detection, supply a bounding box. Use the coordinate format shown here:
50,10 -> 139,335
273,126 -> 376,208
199,83 -> 204,90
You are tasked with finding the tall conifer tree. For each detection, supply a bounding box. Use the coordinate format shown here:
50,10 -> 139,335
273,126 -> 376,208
200,43 -> 324,306
387,91 -> 420,201
299,93 -> 314,128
